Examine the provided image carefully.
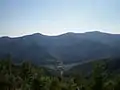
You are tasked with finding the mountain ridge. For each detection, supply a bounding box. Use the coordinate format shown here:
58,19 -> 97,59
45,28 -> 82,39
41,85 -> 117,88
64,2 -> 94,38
1,31 -> 119,38
0,31 -> 120,65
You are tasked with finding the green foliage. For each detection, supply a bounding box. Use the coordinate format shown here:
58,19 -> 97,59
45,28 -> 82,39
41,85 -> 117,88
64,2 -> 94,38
0,59 -> 120,90
91,63 -> 105,90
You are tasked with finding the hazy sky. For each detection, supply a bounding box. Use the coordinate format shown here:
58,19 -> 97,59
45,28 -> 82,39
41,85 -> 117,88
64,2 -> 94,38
0,0 -> 120,37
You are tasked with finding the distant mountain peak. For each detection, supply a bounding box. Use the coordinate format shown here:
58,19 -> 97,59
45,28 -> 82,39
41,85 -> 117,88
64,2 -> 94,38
66,32 -> 75,34
85,31 -> 103,34
59,32 -> 79,37
1,36 -> 10,39
85,31 -> 111,35
60,31 -> 109,36
24,33 -> 46,38
32,33 -> 43,36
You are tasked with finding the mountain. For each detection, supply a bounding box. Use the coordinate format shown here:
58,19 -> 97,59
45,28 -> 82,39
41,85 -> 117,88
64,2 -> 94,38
0,34 -> 56,65
0,31 -> 120,65
67,58 -> 120,76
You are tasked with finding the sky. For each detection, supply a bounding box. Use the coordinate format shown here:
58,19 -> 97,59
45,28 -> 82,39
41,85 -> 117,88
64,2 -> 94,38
0,0 -> 120,37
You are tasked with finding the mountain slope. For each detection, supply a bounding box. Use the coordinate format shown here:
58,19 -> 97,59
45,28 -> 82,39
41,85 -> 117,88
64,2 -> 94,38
67,58 -> 120,76
0,35 -> 56,65
0,31 -> 120,64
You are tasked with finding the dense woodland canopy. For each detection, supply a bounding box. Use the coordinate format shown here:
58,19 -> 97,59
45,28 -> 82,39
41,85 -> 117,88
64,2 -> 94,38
0,57 -> 120,90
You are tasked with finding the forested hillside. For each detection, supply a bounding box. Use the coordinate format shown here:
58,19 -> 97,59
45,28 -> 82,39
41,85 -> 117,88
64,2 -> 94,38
0,58 -> 120,90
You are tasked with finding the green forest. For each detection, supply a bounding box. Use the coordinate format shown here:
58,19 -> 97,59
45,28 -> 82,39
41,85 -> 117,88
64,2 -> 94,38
0,58 -> 120,90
